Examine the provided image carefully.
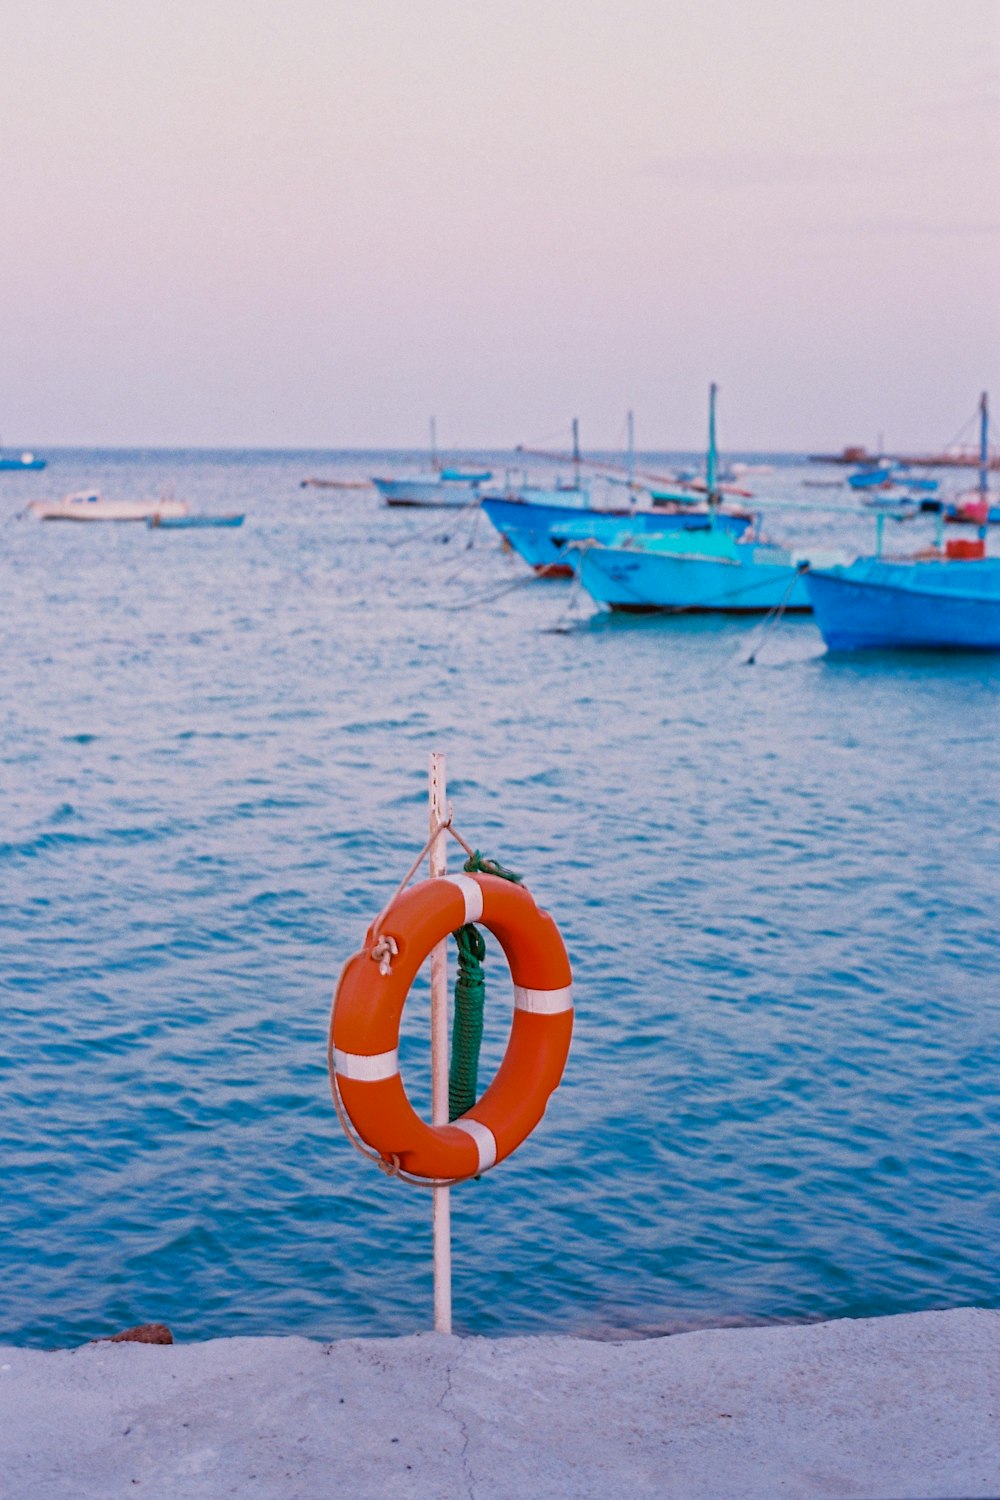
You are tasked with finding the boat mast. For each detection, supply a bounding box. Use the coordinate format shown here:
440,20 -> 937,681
572,417 -> 581,488
626,410 -> 635,492
430,416 -> 438,472
706,382 -> 718,505
979,391 -> 989,496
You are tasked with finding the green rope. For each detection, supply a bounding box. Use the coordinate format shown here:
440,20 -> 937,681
449,923 -> 486,1121
461,849 -> 523,885
447,852 -> 522,1123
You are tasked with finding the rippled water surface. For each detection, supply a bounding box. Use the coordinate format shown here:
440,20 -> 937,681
2,449 -> 998,1348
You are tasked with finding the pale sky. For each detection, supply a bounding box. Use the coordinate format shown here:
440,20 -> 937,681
2,0 -> 998,451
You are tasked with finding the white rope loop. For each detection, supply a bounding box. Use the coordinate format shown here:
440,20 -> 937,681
370,934 -> 399,976
327,1044 -> 483,1188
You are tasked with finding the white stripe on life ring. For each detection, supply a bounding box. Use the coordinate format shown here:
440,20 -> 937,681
452,1117 -> 498,1172
514,984 -> 574,1014
334,1047 -> 399,1082
440,874 -> 484,925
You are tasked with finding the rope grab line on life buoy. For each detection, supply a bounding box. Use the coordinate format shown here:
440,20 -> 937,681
329,865 -> 573,1185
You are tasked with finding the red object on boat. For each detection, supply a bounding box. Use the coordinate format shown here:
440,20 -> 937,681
954,497 -> 990,525
945,537 -> 986,560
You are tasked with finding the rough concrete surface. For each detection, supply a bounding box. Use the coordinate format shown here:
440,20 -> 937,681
0,1308 -> 997,1499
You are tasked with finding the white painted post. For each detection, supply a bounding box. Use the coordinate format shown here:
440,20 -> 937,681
429,751 -> 452,1333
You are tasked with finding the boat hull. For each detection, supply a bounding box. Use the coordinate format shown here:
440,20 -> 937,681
27,496 -> 190,522
481,496 -> 751,573
372,477 -> 481,508
579,546 -> 811,613
0,455 -> 46,471
805,560 -> 1000,650
147,514 -> 244,529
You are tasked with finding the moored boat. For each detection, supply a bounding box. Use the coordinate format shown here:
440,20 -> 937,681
482,402 -> 752,574
578,525 -> 813,614
0,450 -> 46,471
804,552 -> 1000,651
804,399 -> 1000,650
848,465 -> 896,490
372,473 -> 489,508
576,384 -> 811,613
372,417 -> 490,508
26,490 -> 190,522
147,513 -> 244,529
482,493 -> 751,575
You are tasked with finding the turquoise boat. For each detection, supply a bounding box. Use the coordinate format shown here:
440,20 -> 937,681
147,513 -> 244,529
577,385 -> 812,614
578,524 -> 813,614
480,493 -> 749,575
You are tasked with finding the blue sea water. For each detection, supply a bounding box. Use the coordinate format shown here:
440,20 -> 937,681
1,448 -> 998,1349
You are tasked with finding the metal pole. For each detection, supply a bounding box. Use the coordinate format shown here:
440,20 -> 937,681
706,382 -> 718,502
429,752 -> 452,1333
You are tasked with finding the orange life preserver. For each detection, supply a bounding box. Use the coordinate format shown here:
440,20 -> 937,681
330,871 -> 573,1181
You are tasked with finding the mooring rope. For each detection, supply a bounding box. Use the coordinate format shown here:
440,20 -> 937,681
742,566 -> 809,665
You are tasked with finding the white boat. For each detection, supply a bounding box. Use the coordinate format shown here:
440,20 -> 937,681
372,418 -> 490,508
25,490 -> 190,522
372,473 -> 489,508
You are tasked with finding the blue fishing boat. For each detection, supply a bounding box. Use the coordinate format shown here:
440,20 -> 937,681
481,410 -> 751,575
480,493 -> 750,575
146,513 -> 245,529
804,555 -> 1000,650
0,450 -> 46,471
577,385 -> 812,613
579,525 -> 813,614
805,394 -> 1000,650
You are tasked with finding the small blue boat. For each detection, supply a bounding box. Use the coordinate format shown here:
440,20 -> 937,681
847,466 -> 895,490
439,467 -> 492,483
0,451 -> 46,471
900,475 -> 939,494
146,513 -> 245,529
